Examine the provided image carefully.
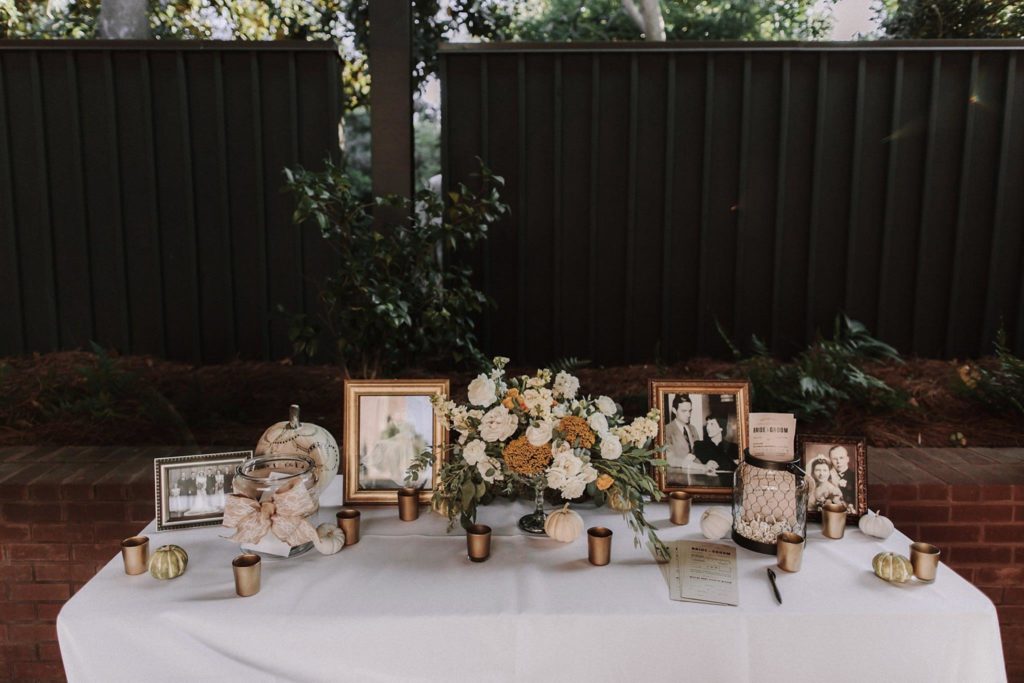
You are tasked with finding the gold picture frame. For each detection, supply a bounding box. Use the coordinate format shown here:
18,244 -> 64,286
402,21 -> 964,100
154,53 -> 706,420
343,379 -> 449,505
649,379 -> 750,500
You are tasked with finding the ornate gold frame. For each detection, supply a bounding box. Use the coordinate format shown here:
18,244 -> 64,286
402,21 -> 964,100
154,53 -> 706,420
797,434 -> 868,523
648,379 -> 751,501
343,379 -> 449,505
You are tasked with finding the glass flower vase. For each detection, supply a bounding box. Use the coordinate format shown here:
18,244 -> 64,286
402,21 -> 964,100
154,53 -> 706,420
517,476 -> 547,535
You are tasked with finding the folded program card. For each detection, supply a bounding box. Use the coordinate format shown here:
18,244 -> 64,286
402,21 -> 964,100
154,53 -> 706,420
748,412 -> 797,462
667,541 -> 738,606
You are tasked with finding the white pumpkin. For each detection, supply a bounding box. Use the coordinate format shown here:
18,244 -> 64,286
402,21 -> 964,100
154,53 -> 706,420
313,523 -> 345,555
544,504 -> 584,543
858,510 -> 895,539
700,506 -> 732,540
256,405 -> 340,495
872,551 -> 913,583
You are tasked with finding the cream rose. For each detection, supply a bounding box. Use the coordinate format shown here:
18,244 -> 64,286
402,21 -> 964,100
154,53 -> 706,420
462,439 -> 487,466
467,374 -> 497,407
477,457 -> 505,483
478,405 -> 518,443
595,395 -> 617,416
526,420 -> 554,447
587,412 -> 609,435
599,435 -> 623,460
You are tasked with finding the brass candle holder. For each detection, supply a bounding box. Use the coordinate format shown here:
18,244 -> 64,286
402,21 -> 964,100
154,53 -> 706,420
232,553 -> 261,597
587,527 -> 612,566
668,491 -> 692,525
336,508 -> 360,546
120,536 -> 149,576
776,532 -> 805,573
821,503 -> 847,539
398,487 -> 420,522
466,524 -> 492,562
910,542 -> 940,583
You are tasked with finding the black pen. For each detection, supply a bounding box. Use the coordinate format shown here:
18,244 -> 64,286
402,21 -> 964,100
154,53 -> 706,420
767,567 -> 783,605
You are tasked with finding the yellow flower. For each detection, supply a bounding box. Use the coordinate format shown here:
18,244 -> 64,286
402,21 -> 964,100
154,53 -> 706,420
558,416 -> 596,449
502,436 -> 553,476
596,474 -> 614,491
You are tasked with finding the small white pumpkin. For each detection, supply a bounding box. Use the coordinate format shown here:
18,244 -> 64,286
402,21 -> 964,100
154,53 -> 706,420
149,545 -> 188,580
872,551 -> 913,583
544,504 -> 584,543
313,523 -> 345,555
700,506 -> 732,540
858,509 -> 895,539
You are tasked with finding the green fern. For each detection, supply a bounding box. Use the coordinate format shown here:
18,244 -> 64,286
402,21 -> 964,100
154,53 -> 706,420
549,357 -> 591,374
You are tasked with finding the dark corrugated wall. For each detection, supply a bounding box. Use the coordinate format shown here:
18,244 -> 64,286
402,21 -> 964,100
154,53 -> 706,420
441,42 -> 1024,364
0,41 -> 342,362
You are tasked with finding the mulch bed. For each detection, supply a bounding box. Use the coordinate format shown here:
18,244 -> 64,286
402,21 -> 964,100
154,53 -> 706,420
0,352 -> 1020,449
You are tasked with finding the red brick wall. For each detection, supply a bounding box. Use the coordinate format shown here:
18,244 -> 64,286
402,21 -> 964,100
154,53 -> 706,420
1,447 -> 1022,682
0,447 -> 181,681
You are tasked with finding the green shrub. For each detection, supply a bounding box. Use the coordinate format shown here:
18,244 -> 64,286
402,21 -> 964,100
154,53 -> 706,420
283,159 -> 508,378
720,315 -> 905,422
958,328 -> 1024,416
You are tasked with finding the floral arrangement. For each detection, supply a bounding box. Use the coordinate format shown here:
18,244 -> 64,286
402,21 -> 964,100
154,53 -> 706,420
417,357 -> 667,557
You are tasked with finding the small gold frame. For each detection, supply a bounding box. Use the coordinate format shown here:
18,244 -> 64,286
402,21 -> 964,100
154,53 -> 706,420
343,379 -> 449,505
649,379 -> 751,500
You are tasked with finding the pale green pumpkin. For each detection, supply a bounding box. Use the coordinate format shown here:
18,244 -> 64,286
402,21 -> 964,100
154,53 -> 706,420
872,551 -> 912,583
149,545 -> 188,580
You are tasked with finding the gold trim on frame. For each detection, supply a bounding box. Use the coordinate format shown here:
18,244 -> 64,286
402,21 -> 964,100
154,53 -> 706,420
343,379 -> 449,505
648,379 -> 751,501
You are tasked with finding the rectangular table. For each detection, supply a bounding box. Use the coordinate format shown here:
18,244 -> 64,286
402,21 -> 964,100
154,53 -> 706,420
58,479 -> 1006,682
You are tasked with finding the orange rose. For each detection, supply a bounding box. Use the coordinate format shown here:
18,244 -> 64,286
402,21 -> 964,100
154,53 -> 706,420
507,388 -> 520,399
596,474 -> 614,491
502,397 -> 515,410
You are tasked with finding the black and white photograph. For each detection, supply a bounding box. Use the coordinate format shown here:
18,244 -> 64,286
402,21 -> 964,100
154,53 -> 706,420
650,380 -> 750,499
154,451 -> 251,531
798,435 -> 868,521
344,380 -> 448,504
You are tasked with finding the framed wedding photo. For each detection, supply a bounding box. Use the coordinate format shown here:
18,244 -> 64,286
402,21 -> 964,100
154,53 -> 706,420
649,380 -> 751,500
154,451 -> 251,531
343,379 -> 449,505
798,434 -> 867,522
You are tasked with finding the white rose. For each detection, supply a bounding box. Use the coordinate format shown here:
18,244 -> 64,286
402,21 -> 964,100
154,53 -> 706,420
546,469 -> 569,490
600,435 -> 623,460
478,405 -> 519,443
477,457 -> 504,483
551,451 -> 583,478
580,463 -> 598,483
551,440 -> 572,458
552,371 -> 580,400
587,412 -> 609,435
467,374 -> 497,407
561,478 -> 586,499
526,420 -> 554,447
596,395 -> 617,416
462,439 -> 487,466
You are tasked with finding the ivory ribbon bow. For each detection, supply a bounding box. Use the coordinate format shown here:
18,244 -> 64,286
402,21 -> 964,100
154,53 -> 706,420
223,483 -> 329,554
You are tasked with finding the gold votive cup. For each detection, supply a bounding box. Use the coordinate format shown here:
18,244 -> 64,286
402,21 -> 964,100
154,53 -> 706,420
232,553 -> 261,597
398,487 -> 420,522
910,542 -> 941,583
821,503 -> 847,539
337,508 -> 361,546
120,536 -> 149,575
668,491 -> 692,525
776,532 -> 805,573
466,524 -> 492,562
587,526 -> 613,566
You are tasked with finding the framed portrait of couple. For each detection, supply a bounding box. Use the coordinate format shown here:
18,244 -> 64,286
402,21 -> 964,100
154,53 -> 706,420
343,379 -> 449,505
650,380 -> 750,501
797,434 -> 868,522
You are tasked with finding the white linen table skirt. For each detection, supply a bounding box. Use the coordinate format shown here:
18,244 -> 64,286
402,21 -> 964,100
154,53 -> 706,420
58,478 -> 1005,683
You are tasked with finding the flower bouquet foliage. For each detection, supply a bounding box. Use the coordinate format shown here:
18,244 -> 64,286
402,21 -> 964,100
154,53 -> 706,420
426,357 -> 668,557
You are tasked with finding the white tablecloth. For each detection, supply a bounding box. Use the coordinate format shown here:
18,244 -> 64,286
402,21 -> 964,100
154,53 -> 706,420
58,478 -> 1006,683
